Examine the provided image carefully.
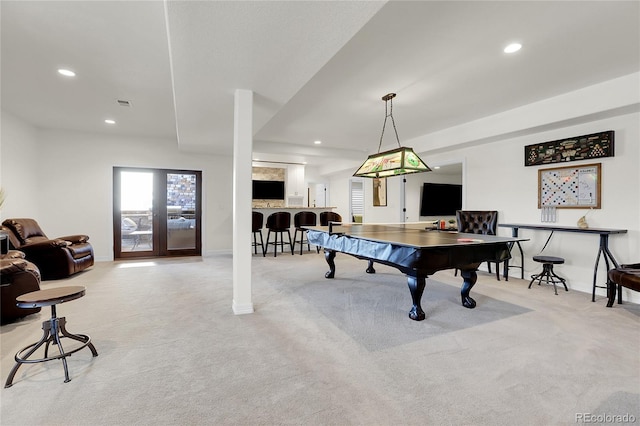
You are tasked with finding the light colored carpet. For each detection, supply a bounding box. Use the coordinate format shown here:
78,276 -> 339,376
1,252 -> 639,425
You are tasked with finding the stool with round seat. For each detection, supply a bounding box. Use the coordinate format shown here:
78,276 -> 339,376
529,255 -> 568,295
4,286 -> 98,388
264,212 -> 294,257
252,211 -> 265,256
317,212 -> 342,253
293,211 -> 317,255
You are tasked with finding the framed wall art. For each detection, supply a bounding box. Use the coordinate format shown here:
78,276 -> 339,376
373,178 -> 387,206
538,163 -> 601,209
525,130 -> 614,166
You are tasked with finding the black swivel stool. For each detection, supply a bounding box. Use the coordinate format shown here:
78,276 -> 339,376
5,286 -> 98,388
293,211 -> 317,255
264,212 -> 294,257
252,211 -> 265,256
317,212 -> 342,253
319,211 -> 342,227
529,255 -> 568,295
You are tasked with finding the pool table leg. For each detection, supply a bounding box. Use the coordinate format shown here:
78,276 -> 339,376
366,259 -> 376,274
460,269 -> 477,309
407,275 -> 426,321
324,249 -> 336,279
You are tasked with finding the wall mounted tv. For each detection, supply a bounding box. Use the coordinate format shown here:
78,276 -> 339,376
420,183 -> 462,216
252,180 -> 285,200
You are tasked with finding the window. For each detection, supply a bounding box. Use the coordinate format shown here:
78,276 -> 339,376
350,179 -> 364,223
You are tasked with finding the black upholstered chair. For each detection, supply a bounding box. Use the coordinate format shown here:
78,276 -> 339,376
455,210 -> 505,281
252,212 -> 265,257
264,212 -> 293,257
293,211 -> 317,255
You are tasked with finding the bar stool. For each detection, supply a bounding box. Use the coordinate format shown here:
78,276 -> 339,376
319,211 -> 342,226
5,286 -> 98,388
293,211 -> 317,255
318,212 -> 342,253
252,211 -> 265,256
529,255 -> 568,295
264,212 -> 293,257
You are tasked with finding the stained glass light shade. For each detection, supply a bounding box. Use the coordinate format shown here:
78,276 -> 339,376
353,147 -> 431,178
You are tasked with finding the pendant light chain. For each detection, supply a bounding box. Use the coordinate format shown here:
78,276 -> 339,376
389,96 -> 402,149
377,93 -> 402,153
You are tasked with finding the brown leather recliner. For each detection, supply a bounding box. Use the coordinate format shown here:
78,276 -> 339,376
1,250 -> 41,324
1,218 -> 94,280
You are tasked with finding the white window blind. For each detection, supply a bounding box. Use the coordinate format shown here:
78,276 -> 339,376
350,179 -> 364,221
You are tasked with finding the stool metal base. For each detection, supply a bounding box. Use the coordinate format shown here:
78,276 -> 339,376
529,264 -> 568,295
293,228 -> 313,255
263,229 -> 294,257
5,309 -> 98,388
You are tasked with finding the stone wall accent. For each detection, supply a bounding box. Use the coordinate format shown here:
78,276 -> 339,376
252,167 -> 284,181
252,167 -> 285,207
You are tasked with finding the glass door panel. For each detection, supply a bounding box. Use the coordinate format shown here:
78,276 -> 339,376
167,173 -> 197,250
114,167 -> 201,259
119,171 -> 156,255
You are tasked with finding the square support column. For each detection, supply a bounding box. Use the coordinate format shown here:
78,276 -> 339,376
232,89 -> 254,315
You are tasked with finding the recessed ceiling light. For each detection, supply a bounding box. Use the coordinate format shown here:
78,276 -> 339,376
504,43 -> 522,54
57,68 -> 76,77
104,119 -> 116,124
314,140 -> 322,145
434,166 -> 441,170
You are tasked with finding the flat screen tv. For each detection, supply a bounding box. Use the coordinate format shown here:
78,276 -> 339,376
420,183 -> 462,216
252,180 -> 285,200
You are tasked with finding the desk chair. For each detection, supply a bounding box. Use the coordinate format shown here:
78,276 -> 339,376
456,210 -> 505,281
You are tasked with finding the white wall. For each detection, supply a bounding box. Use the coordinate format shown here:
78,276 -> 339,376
1,111 -> 40,216
406,162 -> 464,223
457,112 -> 638,301
327,169 -> 352,221
0,111 -> 233,261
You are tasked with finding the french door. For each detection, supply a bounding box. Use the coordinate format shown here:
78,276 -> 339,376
113,167 -> 202,259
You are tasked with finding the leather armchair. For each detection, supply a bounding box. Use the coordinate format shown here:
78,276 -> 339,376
1,250 -> 41,323
1,218 -> 94,280
456,210 -> 506,281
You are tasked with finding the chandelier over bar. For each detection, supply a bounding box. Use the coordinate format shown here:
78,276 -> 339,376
353,93 -> 431,178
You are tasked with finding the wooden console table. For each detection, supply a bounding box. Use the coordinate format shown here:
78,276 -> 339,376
498,224 -> 627,303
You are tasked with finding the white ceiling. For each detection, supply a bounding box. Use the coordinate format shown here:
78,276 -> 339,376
2,1 -> 639,172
